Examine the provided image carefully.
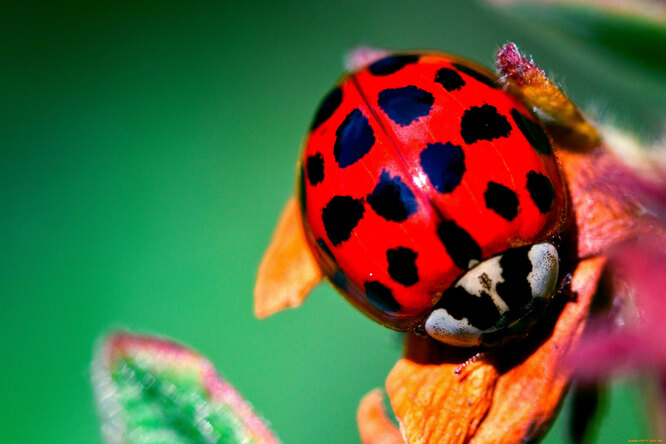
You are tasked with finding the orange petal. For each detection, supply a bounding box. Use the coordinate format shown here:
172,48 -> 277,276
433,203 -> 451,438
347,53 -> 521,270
387,342 -> 499,444
496,43 -> 601,151
471,256 -> 606,443
254,197 -> 323,318
357,389 -> 405,444
558,148 -> 647,258
386,256 -> 606,444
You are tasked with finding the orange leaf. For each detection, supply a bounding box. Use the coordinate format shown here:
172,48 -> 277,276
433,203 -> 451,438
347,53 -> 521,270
254,197 -> 322,318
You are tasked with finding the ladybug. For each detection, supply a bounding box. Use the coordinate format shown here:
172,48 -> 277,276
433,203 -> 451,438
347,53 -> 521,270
298,52 -> 567,347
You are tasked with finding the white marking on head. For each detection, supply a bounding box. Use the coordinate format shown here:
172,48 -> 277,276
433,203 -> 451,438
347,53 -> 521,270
456,256 -> 509,314
424,309 -> 483,347
527,243 -> 559,300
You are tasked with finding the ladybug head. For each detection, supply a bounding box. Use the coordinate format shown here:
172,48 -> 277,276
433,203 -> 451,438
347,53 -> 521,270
424,242 -> 559,347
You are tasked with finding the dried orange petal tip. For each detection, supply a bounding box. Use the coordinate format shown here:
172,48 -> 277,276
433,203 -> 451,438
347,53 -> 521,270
496,42 -> 601,150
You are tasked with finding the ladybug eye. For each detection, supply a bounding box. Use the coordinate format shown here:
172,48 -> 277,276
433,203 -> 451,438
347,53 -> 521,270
424,243 -> 559,347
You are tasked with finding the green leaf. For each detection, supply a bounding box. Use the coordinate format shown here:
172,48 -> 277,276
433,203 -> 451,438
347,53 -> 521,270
92,332 -> 280,444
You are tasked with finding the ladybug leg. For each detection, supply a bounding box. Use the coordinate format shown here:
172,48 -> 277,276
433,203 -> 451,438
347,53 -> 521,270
413,325 -> 427,337
496,43 -> 601,151
455,351 -> 485,376
557,272 -> 576,302
254,197 -> 323,318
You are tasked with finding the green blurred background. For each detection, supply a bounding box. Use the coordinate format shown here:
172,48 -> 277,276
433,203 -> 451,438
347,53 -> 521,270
2,1 -> 663,443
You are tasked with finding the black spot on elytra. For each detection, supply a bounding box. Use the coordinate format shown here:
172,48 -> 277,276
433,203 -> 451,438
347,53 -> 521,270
437,220 -> 482,270
484,181 -> 519,221
364,281 -> 401,313
420,142 -> 466,193
526,171 -> 555,213
460,104 -> 512,144
436,286 -> 500,330
310,87 -> 343,131
369,54 -> 420,76
435,67 -> 466,92
334,109 -> 375,168
511,109 -> 552,155
378,86 -> 434,126
452,63 -> 498,89
367,170 -> 418,222
306,153 -> 325,185
322,195 -> 365,246
496,246 -> 533,309
387,247 -> 419,286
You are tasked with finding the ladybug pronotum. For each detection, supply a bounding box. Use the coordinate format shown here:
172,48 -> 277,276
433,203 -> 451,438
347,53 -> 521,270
299,52 -> 567,347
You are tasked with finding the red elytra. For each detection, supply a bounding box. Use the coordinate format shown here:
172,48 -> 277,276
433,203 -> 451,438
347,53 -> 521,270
299,52 -> 567,331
